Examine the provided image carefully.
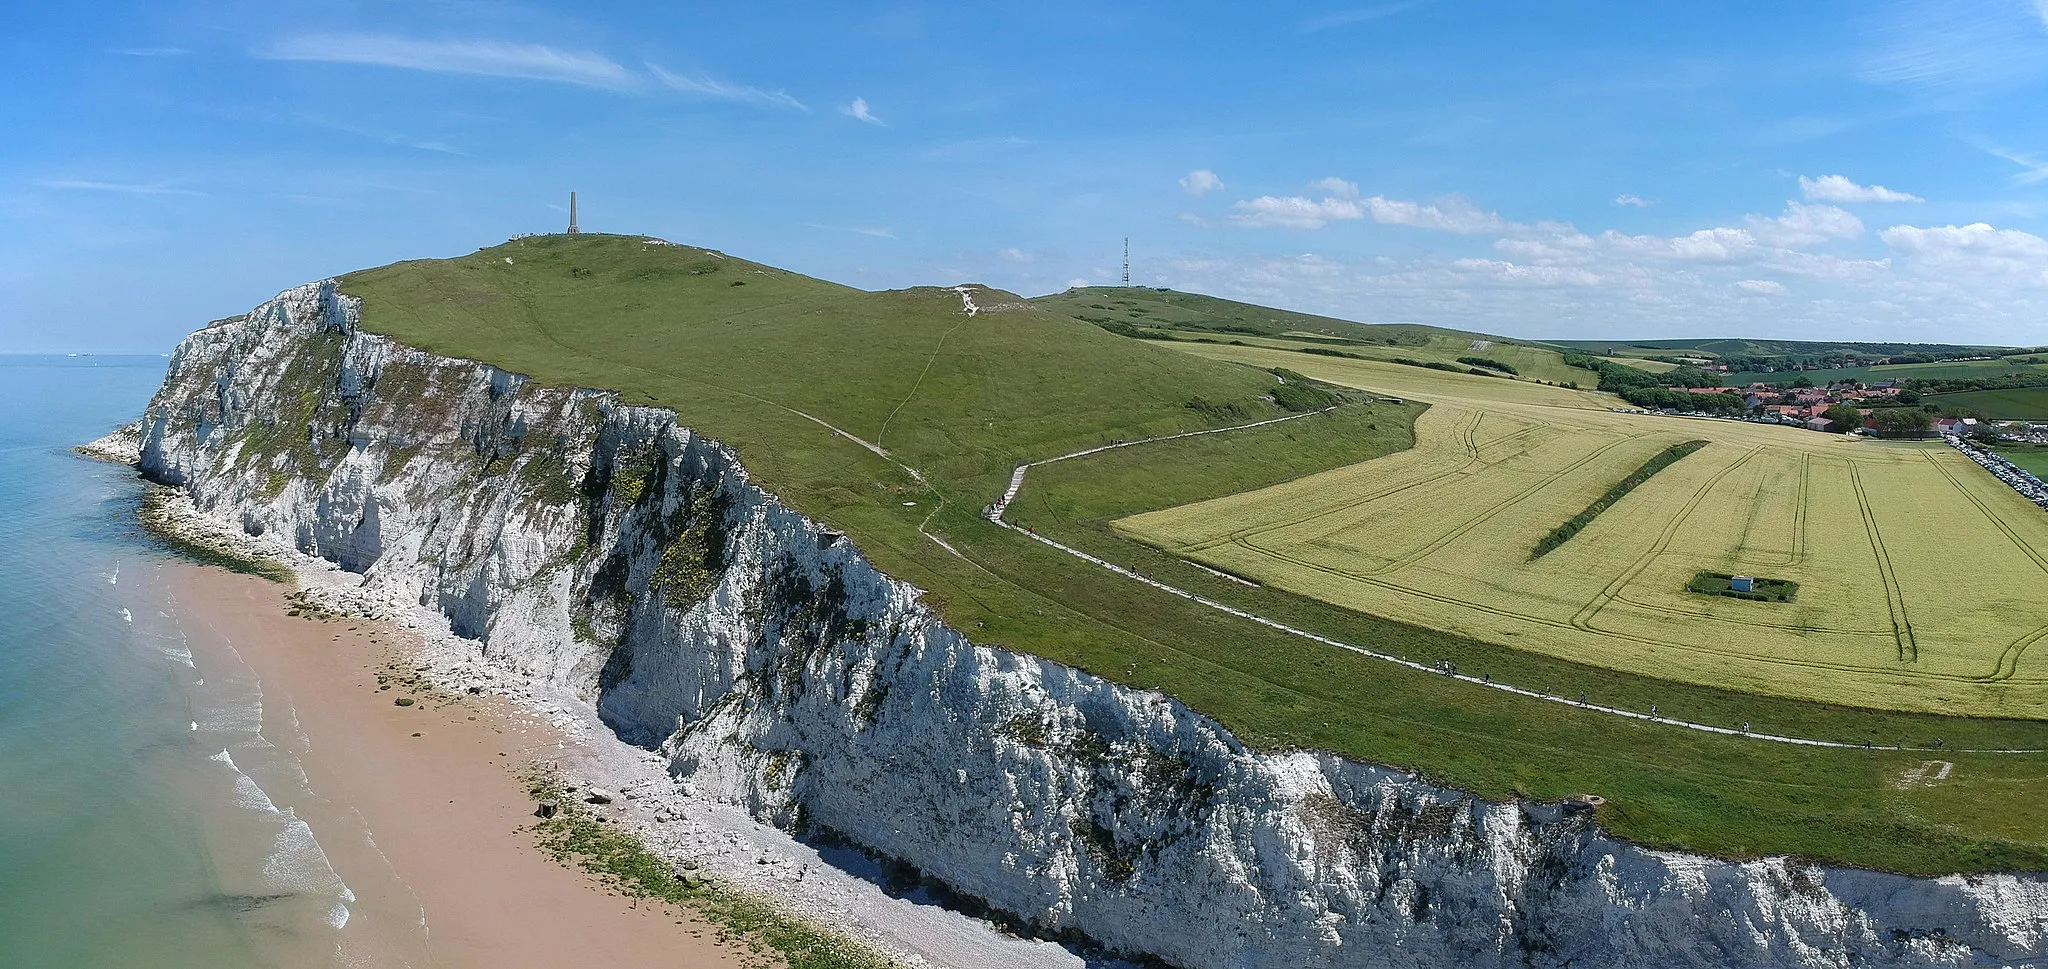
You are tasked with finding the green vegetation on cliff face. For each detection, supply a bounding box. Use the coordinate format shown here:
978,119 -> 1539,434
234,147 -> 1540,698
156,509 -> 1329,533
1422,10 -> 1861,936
336,234 -> 2048,875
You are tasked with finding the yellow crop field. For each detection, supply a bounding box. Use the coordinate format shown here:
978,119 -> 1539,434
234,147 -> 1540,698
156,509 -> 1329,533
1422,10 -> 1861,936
1123,344 -> 2048,717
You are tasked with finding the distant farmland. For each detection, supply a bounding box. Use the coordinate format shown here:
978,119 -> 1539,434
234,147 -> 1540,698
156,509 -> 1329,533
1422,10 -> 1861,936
1720,357 -> 2048,388
1925,387 -> 2048,421
1124,345 -> 2048,718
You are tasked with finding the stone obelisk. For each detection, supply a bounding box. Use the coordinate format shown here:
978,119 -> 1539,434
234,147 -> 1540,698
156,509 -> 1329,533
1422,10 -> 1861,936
567,192 -> 580,235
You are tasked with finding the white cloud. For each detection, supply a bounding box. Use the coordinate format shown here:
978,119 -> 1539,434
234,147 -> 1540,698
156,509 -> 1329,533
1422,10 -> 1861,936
1229,195 -> 1365,229
1797,174 -> 1922,203
1881,222 -> 2048,283
843,97 -> 884,125
1598,226 -> 1757,262
1747,202 -> 1864,247
1230,190 -> 1507,234
112,47 -> 189,57
648,65 -> 805,110
1449,258 -> 1599,286
999,247 -> 1031,262
1614,194 -> 1650,207
256,34 -> 637,89
1180,169 -> 1225,196
1363,194 -> 1505,234
1167,180 -> 2044,342
1065,278 -> 1090,289
42,179 -> 204,197
1308,176 -> 1359,198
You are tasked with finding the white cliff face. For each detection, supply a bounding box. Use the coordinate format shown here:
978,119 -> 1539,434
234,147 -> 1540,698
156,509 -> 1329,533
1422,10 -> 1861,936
137,281 -> 2048,969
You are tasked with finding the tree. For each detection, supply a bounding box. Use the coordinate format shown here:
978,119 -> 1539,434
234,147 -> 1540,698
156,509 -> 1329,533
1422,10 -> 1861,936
1789,375 -> 1814,389
1821,404 -> 1863,433
1871,408 -> 1932,437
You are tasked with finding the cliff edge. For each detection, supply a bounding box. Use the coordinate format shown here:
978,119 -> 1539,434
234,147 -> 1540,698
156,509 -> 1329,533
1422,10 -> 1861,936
132,279 -> 2048,968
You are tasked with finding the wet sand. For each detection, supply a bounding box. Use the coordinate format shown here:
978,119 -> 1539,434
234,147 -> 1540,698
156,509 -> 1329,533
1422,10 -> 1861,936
168,563 -> 748,969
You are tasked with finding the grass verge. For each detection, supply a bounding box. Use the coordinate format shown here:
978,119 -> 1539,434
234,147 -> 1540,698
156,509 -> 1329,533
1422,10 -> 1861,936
524,771 -> 901,969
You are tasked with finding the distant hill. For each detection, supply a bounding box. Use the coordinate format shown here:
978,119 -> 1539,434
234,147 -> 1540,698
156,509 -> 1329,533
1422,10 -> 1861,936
1544,337 -> 2013,359
343,237 -> 1293,496
1036,286 -> 1518,347
1033,287 -> 1611,385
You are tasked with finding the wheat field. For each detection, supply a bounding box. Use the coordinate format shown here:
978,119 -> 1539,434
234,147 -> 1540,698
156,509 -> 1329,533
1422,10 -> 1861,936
1123,345 -> 2048,716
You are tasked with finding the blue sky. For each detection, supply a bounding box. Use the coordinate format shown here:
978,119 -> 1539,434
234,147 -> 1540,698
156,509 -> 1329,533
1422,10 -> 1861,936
5,0 -> 2048,352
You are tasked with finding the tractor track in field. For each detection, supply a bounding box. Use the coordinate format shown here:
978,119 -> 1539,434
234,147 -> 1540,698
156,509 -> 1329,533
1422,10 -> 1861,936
1311,432 -> 1640,577
984,426 -> 2044,753
1186,408 -> 1561,556
1179,408 -> 1495,553
1570,446 -> 1759,633
1157,445 -> 2041,687
1850,462 -> 1919,664
1921,449 -> 2048,682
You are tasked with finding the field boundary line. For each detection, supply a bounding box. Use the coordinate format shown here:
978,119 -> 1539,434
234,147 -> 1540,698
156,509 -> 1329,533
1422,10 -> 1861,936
986,432 -> 2042,753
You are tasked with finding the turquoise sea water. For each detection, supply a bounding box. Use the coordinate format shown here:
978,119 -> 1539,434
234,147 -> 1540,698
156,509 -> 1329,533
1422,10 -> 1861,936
0,356 -> 363,968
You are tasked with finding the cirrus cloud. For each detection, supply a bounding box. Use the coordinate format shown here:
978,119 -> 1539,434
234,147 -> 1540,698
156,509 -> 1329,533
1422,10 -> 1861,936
257,33 -> 637,89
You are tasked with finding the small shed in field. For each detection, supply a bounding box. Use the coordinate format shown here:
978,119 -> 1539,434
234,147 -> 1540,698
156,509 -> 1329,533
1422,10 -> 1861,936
1730,575 -> 1756,593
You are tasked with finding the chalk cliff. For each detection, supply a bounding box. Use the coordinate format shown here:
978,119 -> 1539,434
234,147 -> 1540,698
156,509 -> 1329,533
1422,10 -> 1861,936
135,280 -> 2048,968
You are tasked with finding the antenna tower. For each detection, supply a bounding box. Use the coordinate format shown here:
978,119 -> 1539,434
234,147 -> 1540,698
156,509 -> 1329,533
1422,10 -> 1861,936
1122,237 -> 1130,286
567,192 -> 580,235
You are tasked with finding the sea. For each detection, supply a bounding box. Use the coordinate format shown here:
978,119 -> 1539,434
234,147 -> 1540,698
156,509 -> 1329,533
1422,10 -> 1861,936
0,355 -> 391,968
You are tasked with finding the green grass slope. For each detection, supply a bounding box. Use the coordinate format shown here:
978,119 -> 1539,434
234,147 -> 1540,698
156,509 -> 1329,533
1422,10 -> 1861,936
347,237 -> 1284,486
331,235 -> 2048,876
1036,287 -> 1590,385
1927,387 -> 2048,420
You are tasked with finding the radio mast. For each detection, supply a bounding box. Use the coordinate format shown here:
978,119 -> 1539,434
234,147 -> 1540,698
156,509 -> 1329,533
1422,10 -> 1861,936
1122,237 -> 1130,286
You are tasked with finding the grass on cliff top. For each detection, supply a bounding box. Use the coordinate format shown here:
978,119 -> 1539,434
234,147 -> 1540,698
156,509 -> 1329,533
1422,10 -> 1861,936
335,234 -> 2048,875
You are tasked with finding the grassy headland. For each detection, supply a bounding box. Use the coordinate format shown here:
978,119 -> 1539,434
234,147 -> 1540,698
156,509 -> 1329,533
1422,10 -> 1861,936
331,234 -> 2048,874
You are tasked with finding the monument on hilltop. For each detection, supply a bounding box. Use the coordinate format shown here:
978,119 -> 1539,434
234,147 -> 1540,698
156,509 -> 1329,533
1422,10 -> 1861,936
567,192 -> 580,235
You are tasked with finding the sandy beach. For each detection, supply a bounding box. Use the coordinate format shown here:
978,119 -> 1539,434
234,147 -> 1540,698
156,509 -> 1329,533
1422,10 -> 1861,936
167,562 -> 749,969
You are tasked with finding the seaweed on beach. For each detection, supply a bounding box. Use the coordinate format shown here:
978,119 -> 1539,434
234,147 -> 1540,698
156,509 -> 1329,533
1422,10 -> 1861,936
138,487 -> 295,584
523,771 -> 901,969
